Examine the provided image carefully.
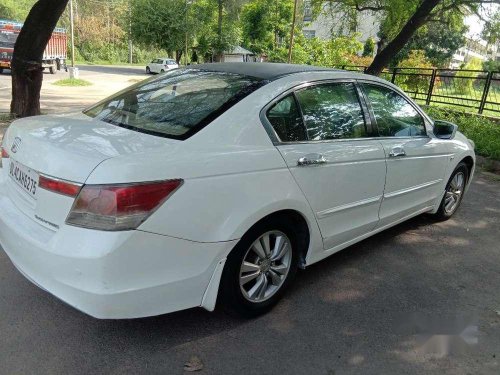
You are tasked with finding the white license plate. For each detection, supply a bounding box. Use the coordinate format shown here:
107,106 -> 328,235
9,160 -> 39,199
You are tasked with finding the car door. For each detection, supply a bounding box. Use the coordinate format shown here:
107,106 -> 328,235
265,81 -> 387,250
360,82 -> 450,227
153,59 -> 162,73
149,59 -> 157,73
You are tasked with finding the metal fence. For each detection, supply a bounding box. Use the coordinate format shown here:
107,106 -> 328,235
336,65 -> 500,116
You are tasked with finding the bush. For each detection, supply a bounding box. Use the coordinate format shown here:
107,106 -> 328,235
362,37 -> 375,57
396,50 -> 434,94
455,57 -> 482,95
425,106 -> 500,160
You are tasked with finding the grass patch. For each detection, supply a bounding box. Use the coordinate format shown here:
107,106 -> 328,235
52,78 -> 92,87
425,106 -> 500,160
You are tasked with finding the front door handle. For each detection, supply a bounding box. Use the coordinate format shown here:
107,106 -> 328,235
389,146 -> 406,157
297,154 -> 327,166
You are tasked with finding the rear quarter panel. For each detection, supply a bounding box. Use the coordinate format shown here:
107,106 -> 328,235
86,78 -> 327,262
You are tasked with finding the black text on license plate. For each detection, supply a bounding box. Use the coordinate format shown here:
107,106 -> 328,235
9,162 -> 38,197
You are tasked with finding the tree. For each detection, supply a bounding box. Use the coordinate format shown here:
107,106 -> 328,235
393,17 -> 466,67
481,8 -> 500,45
240,0 -> 295,54
131,0 -> 188,63
321,0 -> 496,75
10,0 -> 69,118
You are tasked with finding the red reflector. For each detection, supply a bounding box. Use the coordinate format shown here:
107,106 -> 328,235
1,147 -> 9,158
39,175 -> 81,197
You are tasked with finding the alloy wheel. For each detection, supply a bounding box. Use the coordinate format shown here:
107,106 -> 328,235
444,171 -> 465,214
239,230 -> 292,303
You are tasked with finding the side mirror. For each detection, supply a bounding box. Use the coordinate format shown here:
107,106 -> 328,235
433,120 -> 458,140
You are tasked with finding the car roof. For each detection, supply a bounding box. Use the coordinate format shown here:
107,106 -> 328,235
186,62 -> 342,80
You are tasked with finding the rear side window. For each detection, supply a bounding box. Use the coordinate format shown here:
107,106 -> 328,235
362,84 -> 427,137
267,95 -> 307,142
295,83 -> 367,140
84,70 -> 263,140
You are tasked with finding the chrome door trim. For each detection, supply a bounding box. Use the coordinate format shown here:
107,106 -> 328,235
383,179 -> 443,199
316,195 -> 383,219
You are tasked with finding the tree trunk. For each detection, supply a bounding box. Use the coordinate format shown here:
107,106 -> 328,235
366,0 -> 441,76
216,0 -> 223,62
10,0 -> 69,118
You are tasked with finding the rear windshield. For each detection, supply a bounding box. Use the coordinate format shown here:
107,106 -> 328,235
83,69 -> 264,140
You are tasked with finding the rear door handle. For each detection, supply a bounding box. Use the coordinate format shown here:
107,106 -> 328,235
389,147 -> 406,158
297,154 -> 327,166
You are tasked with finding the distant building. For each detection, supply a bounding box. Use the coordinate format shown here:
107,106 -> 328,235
302,1 -> 381,47
449,37 -> 498,68
222,46 -> 259,63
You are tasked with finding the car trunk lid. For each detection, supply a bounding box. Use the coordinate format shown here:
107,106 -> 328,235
1,112 -> 179,230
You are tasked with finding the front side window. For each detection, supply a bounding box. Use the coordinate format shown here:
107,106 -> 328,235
267,95 -> 307,142
295,83 -> 367,140
84,70 -> 263,140
362,84 -> 427,137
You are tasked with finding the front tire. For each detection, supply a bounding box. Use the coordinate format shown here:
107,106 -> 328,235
146,66 -> 151,74
49,66 -> 56,74
434,162 -> 468,220
220,216 -> 300,317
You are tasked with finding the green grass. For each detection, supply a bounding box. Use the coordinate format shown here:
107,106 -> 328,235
52,78 -> 93,87
425,106 -> 500,160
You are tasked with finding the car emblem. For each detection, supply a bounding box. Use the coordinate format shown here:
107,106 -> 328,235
11,137 -> 21,154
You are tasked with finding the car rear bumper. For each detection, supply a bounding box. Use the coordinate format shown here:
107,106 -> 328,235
0,175 -> 236,319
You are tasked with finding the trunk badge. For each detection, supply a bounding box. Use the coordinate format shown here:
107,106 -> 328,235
11,137 -> 21,153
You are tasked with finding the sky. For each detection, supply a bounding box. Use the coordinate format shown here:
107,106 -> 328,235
464,3 -> 499,42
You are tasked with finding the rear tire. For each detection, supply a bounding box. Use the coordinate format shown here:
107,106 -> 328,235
434,162 -> 468,221
160,69 -> 165,73
219,216 -> 300,317
146,67 -> 151,74
49,66 -> 56,74
0,68 -> 3,74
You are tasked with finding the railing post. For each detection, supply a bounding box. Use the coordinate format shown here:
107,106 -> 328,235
479,71 -> 493,114
391,68 -> 398,83
426,69 -> 437,106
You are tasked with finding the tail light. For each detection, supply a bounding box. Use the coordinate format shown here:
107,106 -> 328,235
66,179 -> 183,231
0,146 -> 8,168
39,175 -> 81,197
1,147 -> 9,158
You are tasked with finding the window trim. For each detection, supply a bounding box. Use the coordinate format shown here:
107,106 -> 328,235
356,80 -> 432,139
260,79 -> 376,145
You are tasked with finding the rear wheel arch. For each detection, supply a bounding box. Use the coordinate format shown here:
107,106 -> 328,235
231,209 -> 311,269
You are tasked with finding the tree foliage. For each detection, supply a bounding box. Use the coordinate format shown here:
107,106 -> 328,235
393,16 -> 467,67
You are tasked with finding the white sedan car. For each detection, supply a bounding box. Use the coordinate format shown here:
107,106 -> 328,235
0,63 -> 475,319
146,58 -> 178,74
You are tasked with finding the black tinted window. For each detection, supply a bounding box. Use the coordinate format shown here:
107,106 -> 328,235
363,84 -> 426,137
267,95 -> 307,142
295,83 -> 367,140
84,70 -> 262,140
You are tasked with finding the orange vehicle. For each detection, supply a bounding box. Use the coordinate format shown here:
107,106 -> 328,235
0,19 -> 67,74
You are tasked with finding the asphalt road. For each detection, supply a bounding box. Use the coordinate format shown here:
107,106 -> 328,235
1,170 -> 499,374
0,65 -> 148,114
